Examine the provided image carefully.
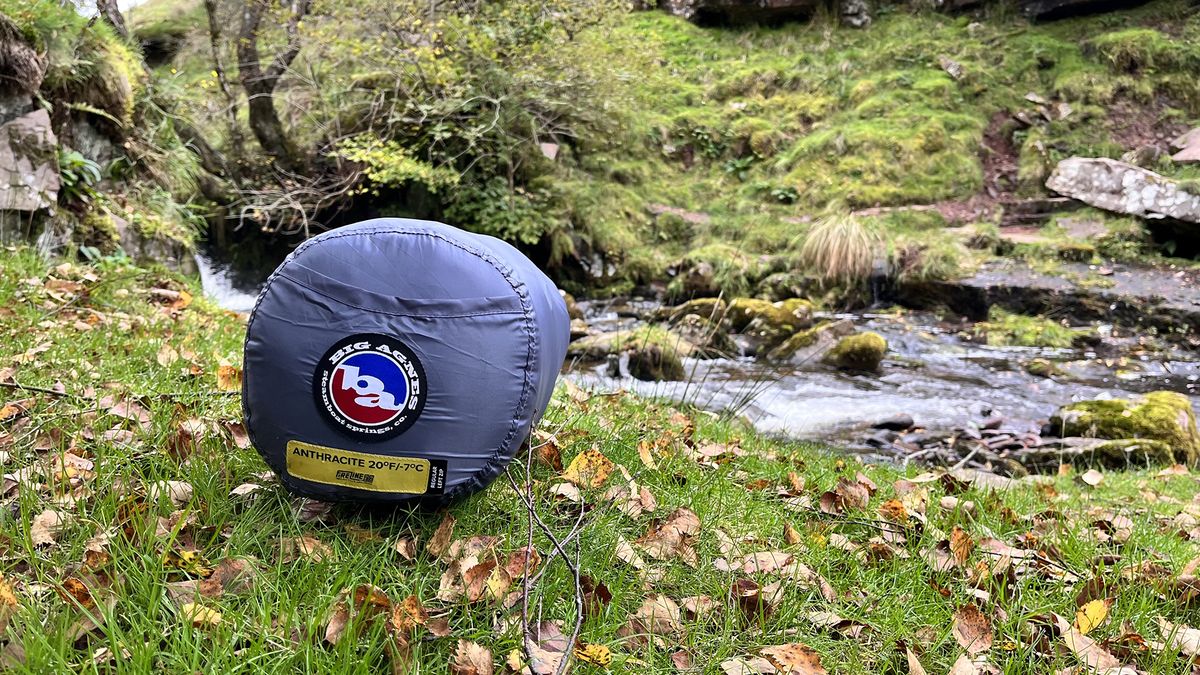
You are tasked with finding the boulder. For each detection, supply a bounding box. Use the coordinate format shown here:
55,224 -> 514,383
0,109 -> 58,212
1046,391 -> 1200,465
671,313 -> 738,357
726,297 -> 811,333
1045,157 -> 1200,223
657,297 -> 728,323
1172,128 -> 1200,164
567,326 -> 694,381
822,331 -> 888,371
658,0 -> 821,23
766,318 -> 855,365
560,290 -> 585,320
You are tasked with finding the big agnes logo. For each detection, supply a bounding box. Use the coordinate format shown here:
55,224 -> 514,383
314,334 -> 427,440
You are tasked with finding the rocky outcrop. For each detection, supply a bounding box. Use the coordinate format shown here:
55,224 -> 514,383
0,109 -> 59,241
568,326 -> 696,382
1046,391 -> 1200,465
1172,128 -> 1200,164
766,319 -> 855,364
1045,157 -> 1200,223
658,0 -> 821,23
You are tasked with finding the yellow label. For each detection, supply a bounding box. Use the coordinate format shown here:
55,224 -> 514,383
286,440 -> 434,494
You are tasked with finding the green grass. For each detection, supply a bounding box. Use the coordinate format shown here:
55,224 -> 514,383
3,254 -> 1200,672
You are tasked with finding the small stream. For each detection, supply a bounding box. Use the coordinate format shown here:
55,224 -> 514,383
567,301 -> 1200,449
195,251 -> 1200,452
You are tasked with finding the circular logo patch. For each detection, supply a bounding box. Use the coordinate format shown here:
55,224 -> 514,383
314,334 -> 427,441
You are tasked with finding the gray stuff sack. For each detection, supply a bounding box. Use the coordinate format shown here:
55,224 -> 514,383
242,218 -> 570,504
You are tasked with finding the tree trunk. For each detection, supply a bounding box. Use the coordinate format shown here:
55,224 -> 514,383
203,0 -> 244,179
236,0 -> 311,172
96,0 -> 129,41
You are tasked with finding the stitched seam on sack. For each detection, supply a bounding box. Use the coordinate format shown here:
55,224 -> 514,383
275,273 -> 524,319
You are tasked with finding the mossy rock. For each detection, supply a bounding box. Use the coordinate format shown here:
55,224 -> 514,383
672,313 -> 737,358
1091,438 -> 1175,466
726,298 -> 810,333
1024,358 -> 1063,378
822,331 -> 888,371
766,319 -> 855,364
627,343 -> 686,382
568,324 -> 700,360
561,291 -> 585,320
755,272 -> 813,302
1047,391 -> 1200,465
656,297 -> 728,323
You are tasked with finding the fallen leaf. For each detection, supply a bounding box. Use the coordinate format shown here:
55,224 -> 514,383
180,602 -> 222,629
198,558 -> 256,598
1074,598 -> 1111,635
581,575 -> 613,618
391,594 -> 429,632
784,523 -> 803,546
216,364 -> 242,391
562,448 -> 615,487
0,574 -> 16,637
280,535 -> 334,563
525,620 -> 569,675
451,640 -> 493,675
636,508 -> 701,563
394,537 -> 418,561
427,513 -> 456,558
148,481 -> 194,507
222,421 -> 251,449
1156,616 -> 1200,658
950,526 -> 974,567
952,603 -> 993,655
1079,469 -> 1104,487
1055,613 -> 1121,671
626,594 -> 682,636
30,509 -> 69,547
575,643 -> 612,666
947,654 -> 978,675
905,646 -> 927,675
761,643 -> 827,674
637,440 -> 658,470
156,344 -> 178,367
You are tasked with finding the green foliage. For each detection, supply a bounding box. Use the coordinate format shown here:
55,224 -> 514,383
445,176 -> 561,247
1089,28 -> 1199,73
57,150 -> 102,205
976,308 -> 1084,348
334,133 -> 459,193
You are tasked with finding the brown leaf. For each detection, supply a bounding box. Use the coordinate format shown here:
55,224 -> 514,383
784,523 -> 803,546
582,575 -> 613,618
638,440 -> 658,470
391,595 -> 429,633
626,594 -> 682,636
280,535 -> 334,563
904,646 -> 927,675
733,578 -> 783,620
761,643 -> 827,674
198,557 -> 256,598
1156,616 -> 1200,658
427,513 -> 456,559
561,448 -> 615,487
947,654 -> 979,675
167,419 -> 207,460
720,657 -> 776,674
525,620 -> 569,675
148,481 -> 194,507
106,399 -> 151,428
878,499 -> 909,524
222,421 -> 251,449
451,640 -> 493,675
952,603 -> 993,655
215,364 -> 242,391
393,537 -> 418,561
950,526 -> 974,567
636,507 -> 701,563
742,551 -> 794,575
31,509 -> 69,547
1054,613 -> 1121,671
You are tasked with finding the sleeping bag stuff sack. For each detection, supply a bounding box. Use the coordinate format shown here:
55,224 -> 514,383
242,218 -> 570,504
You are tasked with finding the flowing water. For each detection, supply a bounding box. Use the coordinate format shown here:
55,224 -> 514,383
194,250 -> 263,313
567,301 -> 1200,448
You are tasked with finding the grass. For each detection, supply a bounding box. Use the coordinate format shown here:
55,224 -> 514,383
4,252 -> 1200,672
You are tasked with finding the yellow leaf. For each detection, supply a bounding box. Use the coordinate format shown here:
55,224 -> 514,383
575,643 -> 613,666
561,448 -> 615,488
180,602 -> 222,628
1074,598 -> 1111,635
216,364 -> 242,391
637,440 -> 658,470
